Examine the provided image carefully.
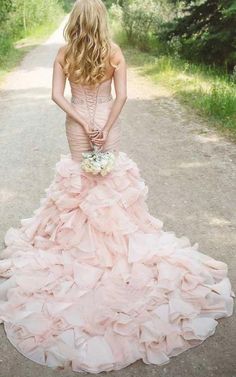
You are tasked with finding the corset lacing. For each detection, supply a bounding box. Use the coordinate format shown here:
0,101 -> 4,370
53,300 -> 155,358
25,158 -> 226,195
66,78 -> 120,162
71,94 -> 113,105
71,83 -> 113,127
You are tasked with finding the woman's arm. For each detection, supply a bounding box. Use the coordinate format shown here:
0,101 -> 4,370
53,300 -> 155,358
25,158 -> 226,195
51,46 -> 90,133
104,48 -> 127,131
104,45 -> 127,133
93,45 -> 127,147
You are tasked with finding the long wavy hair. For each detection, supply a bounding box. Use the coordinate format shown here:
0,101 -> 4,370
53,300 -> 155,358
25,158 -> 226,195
63,0 -> 112,87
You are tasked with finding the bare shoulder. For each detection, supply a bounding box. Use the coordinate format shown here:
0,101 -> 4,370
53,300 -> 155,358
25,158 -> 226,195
110,41 -> 123,55
110,41 -> 125,68
54,44 -> 67,66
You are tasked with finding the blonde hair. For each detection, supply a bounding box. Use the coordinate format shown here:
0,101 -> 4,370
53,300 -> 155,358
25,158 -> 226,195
63,0 -> 112,87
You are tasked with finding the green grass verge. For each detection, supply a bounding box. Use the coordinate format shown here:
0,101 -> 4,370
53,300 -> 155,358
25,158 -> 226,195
111,21 -> 236,140
0,13 -> 66,84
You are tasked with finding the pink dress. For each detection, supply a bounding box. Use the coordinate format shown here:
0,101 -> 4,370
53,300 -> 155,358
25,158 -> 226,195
0,77 -> 234,373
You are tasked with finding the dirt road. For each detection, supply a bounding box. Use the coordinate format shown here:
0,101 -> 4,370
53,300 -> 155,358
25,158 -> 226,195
0,16 -> 235,377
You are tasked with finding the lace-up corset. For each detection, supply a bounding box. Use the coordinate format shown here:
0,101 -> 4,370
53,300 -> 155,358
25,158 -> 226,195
66,77 -> 120,162
69,78 -> 113,128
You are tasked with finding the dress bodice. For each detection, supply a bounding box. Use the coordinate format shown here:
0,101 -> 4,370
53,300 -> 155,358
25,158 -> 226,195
69,78 -> 113,128
66,77 -> 120,162
69,77 -> 113,99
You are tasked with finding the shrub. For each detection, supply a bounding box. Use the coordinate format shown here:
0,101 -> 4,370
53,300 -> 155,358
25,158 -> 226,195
162,0 -> 236,72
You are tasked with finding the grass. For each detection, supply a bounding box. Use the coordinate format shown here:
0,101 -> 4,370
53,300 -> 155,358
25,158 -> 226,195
0,13 -> 66,84
111,20 -> 236,140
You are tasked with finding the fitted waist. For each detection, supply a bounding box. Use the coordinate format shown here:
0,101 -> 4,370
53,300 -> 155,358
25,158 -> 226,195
66,114 -> 120,162
71,94 -> 113,105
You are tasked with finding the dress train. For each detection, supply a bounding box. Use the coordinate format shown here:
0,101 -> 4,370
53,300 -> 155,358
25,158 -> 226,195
0,151 -> 234,373
0,77 -> 234,373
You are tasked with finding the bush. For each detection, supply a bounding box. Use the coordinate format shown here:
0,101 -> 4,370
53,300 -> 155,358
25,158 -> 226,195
118,0 -> 177,52
162,0 -> 236,72
58,0 -> 75,12
109,3 -> 123,23
7,0 -> 62,38
0,0 -> 73,42
121,0 -> 161,51
103,0 -> 124,8
0,0 -> 71,66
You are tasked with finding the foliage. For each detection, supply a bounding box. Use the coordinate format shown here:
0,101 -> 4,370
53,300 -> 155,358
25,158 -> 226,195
103,0 -> 124,8
0,1 -> 83,81
110,0 -> 179,51
110,4 -> 236,137
58,0 -> 75,12
0,0 -> 12,23
0,1 -> 13,57
0,0 -> 73,39
121,0 -> 167,51
0,0 -> 71,67
109,3 -> 123,23
162,0 -> 236,71
114,0 -> 236,70
124,45 -> 236,136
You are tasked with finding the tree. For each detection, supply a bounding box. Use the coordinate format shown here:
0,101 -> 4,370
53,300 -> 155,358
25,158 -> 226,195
103,0 -> 123,8
121,0 -> 170,50
0,0 -> 12,24
162,0 -> 236,71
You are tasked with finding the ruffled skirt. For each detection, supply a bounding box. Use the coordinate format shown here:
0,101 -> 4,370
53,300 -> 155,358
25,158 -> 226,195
0,152 -> 234,373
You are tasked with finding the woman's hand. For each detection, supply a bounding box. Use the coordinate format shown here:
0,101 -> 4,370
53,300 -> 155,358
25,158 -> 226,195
89,128 -> 109,149
82,122 -> 110,149
82,125 -> 99,148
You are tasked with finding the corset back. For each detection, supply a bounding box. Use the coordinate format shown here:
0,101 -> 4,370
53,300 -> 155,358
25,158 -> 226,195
65,78 -> 121,162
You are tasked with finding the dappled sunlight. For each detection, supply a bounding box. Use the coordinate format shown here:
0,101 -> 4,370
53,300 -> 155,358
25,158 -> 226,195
0,87 -> 52,102
208,216 -> 232,227
176,73 -> 212,91
0,189 -> 17,204
3,63 -> 55,90
176,72 -> 193,82
123,48 -> 235,137
159,160 -> 214,173
15,40 -> 41,50
178,161 -> 212,169
1,17 -> 68,88
195,133 -> 222,143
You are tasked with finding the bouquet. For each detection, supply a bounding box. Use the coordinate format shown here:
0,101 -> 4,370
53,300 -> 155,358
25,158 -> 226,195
81,144 -> 115,176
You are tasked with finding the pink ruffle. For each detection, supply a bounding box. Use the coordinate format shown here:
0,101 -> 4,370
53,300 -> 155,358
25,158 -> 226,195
0,152 -> 234,373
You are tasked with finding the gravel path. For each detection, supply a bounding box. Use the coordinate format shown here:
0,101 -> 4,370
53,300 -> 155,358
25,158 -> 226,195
0,16 -> 235,377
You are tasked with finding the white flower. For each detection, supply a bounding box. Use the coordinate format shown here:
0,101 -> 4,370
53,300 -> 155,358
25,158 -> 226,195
81,147 -> 115,176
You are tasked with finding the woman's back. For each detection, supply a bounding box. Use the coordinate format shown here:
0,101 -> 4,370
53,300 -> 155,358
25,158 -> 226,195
54,40 -> 124,162
65,78 -> 121,162
66,60 -> 121,162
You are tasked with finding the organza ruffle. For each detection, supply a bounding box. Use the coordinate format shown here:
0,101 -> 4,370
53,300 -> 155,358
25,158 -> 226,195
0,152 -> 234,373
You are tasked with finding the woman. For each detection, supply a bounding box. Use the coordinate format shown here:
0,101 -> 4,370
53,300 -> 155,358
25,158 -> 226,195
0,0 -> 234,374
